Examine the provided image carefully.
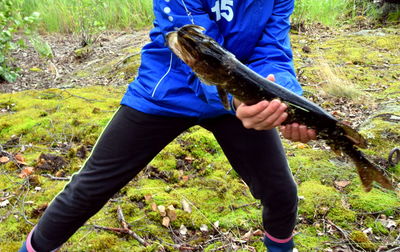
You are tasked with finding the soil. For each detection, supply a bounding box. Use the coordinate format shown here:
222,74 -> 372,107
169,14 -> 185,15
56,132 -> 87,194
1,29 -> 149,93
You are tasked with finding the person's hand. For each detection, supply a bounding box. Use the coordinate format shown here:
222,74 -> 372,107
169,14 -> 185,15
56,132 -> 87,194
235,74 -> 317,143
235,74 -> 288,130
279,123 -> 317,143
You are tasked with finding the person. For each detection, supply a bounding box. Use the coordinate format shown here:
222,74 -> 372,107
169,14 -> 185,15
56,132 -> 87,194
19,0 -> 316,251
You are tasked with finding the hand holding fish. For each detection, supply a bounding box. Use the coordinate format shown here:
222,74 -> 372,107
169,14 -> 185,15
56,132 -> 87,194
235,75 -> 317,143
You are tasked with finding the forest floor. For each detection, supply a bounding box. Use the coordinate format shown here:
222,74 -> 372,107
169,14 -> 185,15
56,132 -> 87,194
0,24 -> 399,251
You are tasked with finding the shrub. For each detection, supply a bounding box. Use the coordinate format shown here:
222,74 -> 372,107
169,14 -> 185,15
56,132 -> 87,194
0,0 -> 39,82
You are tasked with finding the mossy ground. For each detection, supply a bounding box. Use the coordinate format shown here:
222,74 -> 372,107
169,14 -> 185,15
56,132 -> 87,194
1,26 -> 400,251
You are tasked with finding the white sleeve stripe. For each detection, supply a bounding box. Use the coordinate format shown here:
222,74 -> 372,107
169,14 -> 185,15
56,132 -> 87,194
151,53 -> 173,97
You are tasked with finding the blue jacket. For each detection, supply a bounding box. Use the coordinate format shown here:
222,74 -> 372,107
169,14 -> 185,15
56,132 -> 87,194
121,0 -> 302,119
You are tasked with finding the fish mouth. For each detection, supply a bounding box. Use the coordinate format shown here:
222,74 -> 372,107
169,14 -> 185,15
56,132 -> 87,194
166,25 -> 206,67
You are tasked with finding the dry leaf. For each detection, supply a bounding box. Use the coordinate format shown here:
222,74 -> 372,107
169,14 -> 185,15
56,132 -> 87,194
166,205 -> 177,221
334,180 -> 351,188
0,156 -> 10,163
242,229 -> 253,241
15,153 -> 27,165
253,229 -> 264,236
181,175 -> 189,182
158,205 -> 166,217
181,199 -> 192,213
213,221 -> 220,228
200,224 -> 208,232
151,202 -> 158,212
179,224 -> 188,236
296,143 -> 307,149
19,167 -> 34,178
0,200 -> 10,207
162,217 -> 170,227
144,194 -> 152,201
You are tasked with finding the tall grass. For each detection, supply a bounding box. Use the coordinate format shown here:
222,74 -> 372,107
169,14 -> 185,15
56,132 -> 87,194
12,0 -> 153,33
292,0 -> 353,27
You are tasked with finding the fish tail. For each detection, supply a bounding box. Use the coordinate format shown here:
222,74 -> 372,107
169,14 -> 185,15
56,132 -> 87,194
345,146 -> 394,192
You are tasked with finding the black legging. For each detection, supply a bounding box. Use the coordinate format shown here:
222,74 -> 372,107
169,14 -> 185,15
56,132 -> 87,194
32,105 -> 298,251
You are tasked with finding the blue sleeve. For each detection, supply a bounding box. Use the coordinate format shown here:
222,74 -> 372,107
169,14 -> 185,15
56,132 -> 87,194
154,0 -> 232,112
245,0 -> 302,95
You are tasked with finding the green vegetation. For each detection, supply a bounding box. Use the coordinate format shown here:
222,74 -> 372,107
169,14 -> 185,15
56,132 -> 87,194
1,29 -> 399,250
293,0 -> 351,27
12,0 -> 153,33
0,0 -> 39,82
0,0 -> 399,250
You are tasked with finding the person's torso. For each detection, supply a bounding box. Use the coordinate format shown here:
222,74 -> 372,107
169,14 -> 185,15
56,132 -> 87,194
121,0 -> 275,119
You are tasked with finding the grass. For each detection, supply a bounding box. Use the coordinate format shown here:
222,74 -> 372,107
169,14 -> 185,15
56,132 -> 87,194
10,0 -> 395,34
13,0 -> 153,33
292,0 -> 353,27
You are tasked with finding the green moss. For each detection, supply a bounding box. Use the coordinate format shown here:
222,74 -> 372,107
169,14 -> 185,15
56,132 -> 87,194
349,230 -> 377,251
298,181 -> 340,218
348,188 -> 399,215
294,226 -> 330,251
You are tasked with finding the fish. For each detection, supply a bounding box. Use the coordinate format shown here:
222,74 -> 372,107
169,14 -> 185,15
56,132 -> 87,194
166,24 -> 394,192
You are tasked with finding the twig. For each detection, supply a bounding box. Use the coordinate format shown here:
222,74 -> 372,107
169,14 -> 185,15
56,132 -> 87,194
230,202 -> 259,210
385,247 -> 400,252
117,206 -> 149,246
326,219 -> 360,252
62,90 -> 101,102
42,174 -> 71,181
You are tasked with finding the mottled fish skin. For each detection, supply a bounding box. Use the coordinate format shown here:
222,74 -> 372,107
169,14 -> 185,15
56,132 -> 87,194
166,24 -> 394,191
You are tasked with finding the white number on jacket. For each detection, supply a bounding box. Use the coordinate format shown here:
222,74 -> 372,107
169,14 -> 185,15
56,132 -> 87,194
211,0 -> 234,22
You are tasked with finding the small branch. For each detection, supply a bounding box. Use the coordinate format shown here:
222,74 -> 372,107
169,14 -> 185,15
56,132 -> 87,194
326,220 -> 358,251
385,247 -> 400,252
230,202 -> 259,210
92,206 -> 149,246
42,174 -> 71,181
116,206 -> 149,246
62,90 -> 101,102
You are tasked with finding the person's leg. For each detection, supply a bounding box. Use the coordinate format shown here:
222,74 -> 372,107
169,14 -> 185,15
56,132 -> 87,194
200,115 -> 297,251
23,105 -> 196,252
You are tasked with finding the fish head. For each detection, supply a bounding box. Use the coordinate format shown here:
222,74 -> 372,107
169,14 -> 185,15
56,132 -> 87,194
166,25 -> 232,87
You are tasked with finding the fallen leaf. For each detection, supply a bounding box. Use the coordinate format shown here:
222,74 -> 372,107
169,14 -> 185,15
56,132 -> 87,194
151,202 -> 158,212
158,205 -> 166,217
242,229 -> 253,241
144,194 -> 152,201
179,224 -> 188,236
162,217 -> 170,227
166,205 -> 177,221
181,199 -> 192,213
200,224 -> 208,232
19,167 -> 34,178
334,180 -> 351,188
296,143 -> 307,149
253,229 -> 264,236
213,221 -> 220,228
363,227 -> 373,235
0,156 -> 10,163
0,200 -> 10,207
181,175 -> 189,182
15,153 -> 27,165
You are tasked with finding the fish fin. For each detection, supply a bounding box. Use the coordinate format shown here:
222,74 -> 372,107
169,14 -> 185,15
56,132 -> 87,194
347,146 -> 394,192
217,86 -> 230,110
337,122 -> 368,148
356,159 -> 394,192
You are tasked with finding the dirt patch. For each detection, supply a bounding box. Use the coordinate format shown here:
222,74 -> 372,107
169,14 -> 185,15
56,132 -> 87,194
1,30 -> 149,93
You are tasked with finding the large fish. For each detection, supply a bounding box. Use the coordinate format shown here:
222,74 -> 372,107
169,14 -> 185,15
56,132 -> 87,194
166,24 -> 394,192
